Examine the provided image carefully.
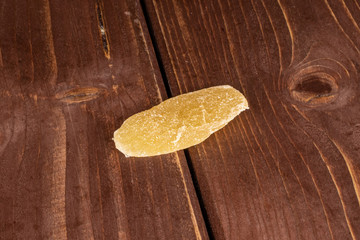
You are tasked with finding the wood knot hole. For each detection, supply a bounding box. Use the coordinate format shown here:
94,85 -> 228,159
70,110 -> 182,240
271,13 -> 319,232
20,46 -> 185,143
290,72 -> 338,106
294,77 -> 332,95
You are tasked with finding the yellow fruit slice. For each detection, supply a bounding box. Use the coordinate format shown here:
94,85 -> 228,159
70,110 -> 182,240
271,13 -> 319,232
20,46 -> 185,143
113,85 -> 248,157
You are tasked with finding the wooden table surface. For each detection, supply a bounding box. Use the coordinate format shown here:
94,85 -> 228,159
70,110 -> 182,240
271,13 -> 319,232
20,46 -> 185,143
1,0 -> 359,239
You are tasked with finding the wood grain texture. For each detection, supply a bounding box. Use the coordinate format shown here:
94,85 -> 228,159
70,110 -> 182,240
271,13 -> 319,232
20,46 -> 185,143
0,0 -> 208,239
145,0 -> 360,239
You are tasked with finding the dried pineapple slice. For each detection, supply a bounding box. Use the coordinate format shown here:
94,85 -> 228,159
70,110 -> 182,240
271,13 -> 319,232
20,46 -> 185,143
113,85 -> 248,157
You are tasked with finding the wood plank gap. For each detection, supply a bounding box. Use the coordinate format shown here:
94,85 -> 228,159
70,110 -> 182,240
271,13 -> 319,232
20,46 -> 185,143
140,1 -> 214,239
184,149 -> 215,240
139,0 -> 173,98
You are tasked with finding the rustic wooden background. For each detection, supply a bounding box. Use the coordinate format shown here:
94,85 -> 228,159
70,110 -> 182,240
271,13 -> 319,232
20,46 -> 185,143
1,0 -> 359,239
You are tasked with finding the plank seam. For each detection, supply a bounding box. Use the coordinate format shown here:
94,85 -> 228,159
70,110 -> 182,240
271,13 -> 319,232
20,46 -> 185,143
139,1 -> 214,239
139,0 -> 172,98
184,149 -> 215,240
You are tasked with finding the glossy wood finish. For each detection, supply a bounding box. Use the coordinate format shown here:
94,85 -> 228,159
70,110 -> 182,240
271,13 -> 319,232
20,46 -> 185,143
0,0 -> 207,239
144,0 -> 360,239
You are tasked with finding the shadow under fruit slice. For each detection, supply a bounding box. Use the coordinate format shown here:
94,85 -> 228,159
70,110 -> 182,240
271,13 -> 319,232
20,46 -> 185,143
113,85 -> 249,157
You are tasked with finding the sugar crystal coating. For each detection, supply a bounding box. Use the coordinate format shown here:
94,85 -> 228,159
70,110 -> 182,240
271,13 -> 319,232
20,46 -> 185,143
113,85 -> 248,157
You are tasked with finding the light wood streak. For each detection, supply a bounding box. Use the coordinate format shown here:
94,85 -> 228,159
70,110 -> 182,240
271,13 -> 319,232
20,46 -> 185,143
332,140 -> 360,206
323,0 -> 360,54
314,142 -> 356,240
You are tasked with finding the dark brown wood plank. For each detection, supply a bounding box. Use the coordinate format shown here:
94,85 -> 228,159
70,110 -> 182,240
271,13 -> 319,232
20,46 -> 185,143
0,0 -> 208,239
145,0 -> 360,239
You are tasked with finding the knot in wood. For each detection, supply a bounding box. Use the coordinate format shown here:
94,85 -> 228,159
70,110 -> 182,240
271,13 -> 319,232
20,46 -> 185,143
56,87 -> 105,104
286,63 -> 347,108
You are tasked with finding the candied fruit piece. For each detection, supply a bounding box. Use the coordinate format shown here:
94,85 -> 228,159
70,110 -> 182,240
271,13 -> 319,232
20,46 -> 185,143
113,85 -> 248,157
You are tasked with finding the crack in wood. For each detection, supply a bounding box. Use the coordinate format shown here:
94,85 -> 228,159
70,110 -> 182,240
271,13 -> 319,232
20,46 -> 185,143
96,1 -> 110,59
